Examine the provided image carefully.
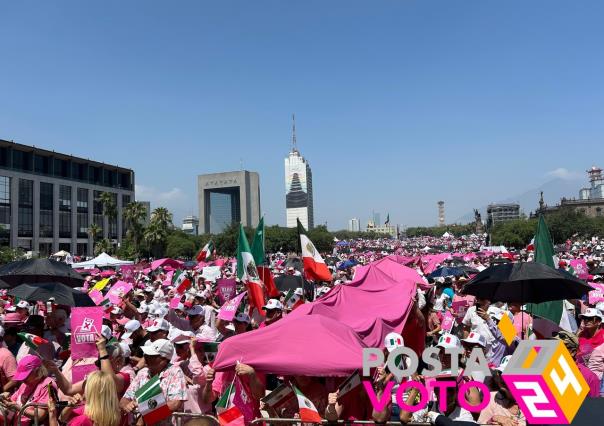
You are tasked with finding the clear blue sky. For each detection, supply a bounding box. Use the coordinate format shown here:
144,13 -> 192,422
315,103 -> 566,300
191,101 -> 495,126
1,1 -> 603,230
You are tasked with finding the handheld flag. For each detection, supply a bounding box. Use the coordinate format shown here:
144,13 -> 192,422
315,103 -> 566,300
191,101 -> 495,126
216,381 -> 244,426
196,241 -> 215,262
17,332 -> 48,350
236,224 -> 265,316
135,375 -> 172,425
173,270 -> 192,294
250,217 -> 265,266
298,219 -> 332,282
293,385 -> 322,423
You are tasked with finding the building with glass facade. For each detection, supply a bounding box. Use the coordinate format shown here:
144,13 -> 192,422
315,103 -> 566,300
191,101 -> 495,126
0,139 -> 135,256
197,171 -> 260,234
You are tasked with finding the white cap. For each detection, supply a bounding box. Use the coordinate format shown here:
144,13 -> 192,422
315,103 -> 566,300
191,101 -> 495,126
436,333 -> 461,349
144,287 -> 154,293
175,303 -> 185,311
461,331 -> 487,348
110,307 -> 123,315
294,288 -> 304,296
121,320 -> 141,340
101,324 -> 113,341
580,308 -> 603,321
16,301 -> 30,309
141,338 -> 174,360
137,305 -> 148,314
234,312 -> 250,324
262,299 -> 283,311
145,319 -> 170,332
118,341 -> 131,358
487,306 -> 505,321
384,332 -> 404,353
186,305 -> 205,316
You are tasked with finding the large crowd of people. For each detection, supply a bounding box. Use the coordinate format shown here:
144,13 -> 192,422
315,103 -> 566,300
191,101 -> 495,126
0,232 -> 602,425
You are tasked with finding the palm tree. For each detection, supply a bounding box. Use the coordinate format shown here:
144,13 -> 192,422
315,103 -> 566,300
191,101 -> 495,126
151,207 -> 172,230
144,222 -> 167,258
99,192 -> 117,219
88,223 -> 101,243
124,202 -> 147,256
94,238 -> 112,256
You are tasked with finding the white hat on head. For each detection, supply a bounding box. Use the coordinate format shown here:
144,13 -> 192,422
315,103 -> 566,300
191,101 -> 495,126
262,299 -> 283,311
496,355 -> 512,372
384,332 -> 404,353
234,312 -> 250,324
186,305 -> 205,316
294,288 -> 304,296
487,306 -> 504,321
137,305 -> 148,314
436,333 -> 461,349
101,325 -> 113,341
461,331 -> 487,348
121,320 -> 141,340
110,306 -> 123,315
141,338 -> 174,360
580,308 -> 603,321
16,301 -> 30,309
145,319 -> 170,332
118,341 -> 131,358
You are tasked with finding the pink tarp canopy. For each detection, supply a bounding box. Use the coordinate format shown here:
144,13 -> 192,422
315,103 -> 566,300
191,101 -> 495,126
213,315 -> 366,376
420,253 -> 450,274
151,258 -> 184,270
386,254 -> 418,266
213,257 -> 422,376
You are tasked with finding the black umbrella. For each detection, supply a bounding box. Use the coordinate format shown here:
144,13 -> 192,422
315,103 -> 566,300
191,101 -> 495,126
8,282 -> 95,307
461,262 -> 593,303
0,258 -> 84,287
274,275 -> 314,301
283,257 -> 303,272
458,265 -> 480,275
0,279 -> 10,290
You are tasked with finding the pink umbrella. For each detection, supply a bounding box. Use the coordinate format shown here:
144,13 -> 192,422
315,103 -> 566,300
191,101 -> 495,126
151,258 -> 184,270
100,270 -> 115,278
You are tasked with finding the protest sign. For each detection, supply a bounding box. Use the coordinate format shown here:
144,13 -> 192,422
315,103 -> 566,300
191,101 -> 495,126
202,266 -> 222,282
71,307 -> 104,359
589,283 -> 604,305
441,311 -> 455,333
120,265 -> 136,283
451,295 -> 474,324
88,290 -> 106,306
218,291 -> 247,321
215,278 -> 237,305
570,259 -> 590,279
89,278 -> 109,293
107,281 -> 133,305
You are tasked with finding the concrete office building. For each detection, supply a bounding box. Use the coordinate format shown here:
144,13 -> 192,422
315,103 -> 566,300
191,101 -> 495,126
198,171 -> 261,234
348,218 -> 360,232
487,203 -> 520,225
0,139 -> 135,256
285,115 -> 314,229
182,215 -> 199,235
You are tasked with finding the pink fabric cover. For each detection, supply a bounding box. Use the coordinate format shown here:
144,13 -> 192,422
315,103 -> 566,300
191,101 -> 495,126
151,258 -> 184,270
213,257 -> 420,376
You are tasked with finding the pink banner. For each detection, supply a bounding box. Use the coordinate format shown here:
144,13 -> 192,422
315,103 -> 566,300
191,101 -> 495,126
451,295 -> 474,324
570,259 -> 590,279
218,291 -> 247,322
120,265 -> 136,283
589,283 -> 604,305
170,297 -> 181,309
215,278 -> 237,305
107,281 -> 133,305
71,307 -> 104,359
72,363 -> 98,383
441,311 -> 455,332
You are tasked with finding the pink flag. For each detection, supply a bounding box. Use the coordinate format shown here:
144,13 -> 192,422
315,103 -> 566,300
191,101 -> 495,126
233,376 -> 255,423
215,278 -> 237,305
107,281 -> 133,305
120,265 -> 136,283
570,259 -> 590,279
71,307 -> 104,359
589,283 -> 604,305
218,291 -> 247,322
170,297 -> 182,309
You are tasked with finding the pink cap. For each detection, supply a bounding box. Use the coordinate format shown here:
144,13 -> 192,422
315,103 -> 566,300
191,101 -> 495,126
14,355 -> 41,381
3,312 -> 24,325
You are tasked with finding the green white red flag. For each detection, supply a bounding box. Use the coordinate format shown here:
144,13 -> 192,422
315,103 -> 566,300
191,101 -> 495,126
196,241 -> 215,262
236,223 -> 265,316
297,219 -> 332,282
17,332 -> 48,350
216,381 -> 244,426
293,385 -> 322,423
135,375 -> 172,425
172,270 -> 192,294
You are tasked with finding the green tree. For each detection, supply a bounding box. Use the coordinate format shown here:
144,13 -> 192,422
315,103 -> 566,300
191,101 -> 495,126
99,192 -> 117,220
166,231 -> 197,258
143,207 -> 173,258
123,201 -> 147,257
88,223 -> 101,244
94,238 -> 112,255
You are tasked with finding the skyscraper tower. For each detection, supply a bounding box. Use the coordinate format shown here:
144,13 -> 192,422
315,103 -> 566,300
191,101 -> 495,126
438,201 -> 445,226
285,114 -> 314,229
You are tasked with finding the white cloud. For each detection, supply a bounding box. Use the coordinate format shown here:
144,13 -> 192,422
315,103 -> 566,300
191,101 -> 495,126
545,168 -> 583,180
134,184 -> 194,225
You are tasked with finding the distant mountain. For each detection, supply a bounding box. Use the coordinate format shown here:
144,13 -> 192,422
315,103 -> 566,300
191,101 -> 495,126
455,178 -> 584,224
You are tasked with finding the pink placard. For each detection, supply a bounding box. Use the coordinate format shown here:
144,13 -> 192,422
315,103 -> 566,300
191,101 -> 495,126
72,363 -> 98,383
589,283 -> 604,305
71,307 -> 104,359
441,311 -> 455,332
215,278 -> 237,305
570,259 -> 590,279
170,297 -> 181,309
218,291 -> 247,321
107,281 -> 133,305
120,265 -> 136,283
451,295 -> 474,324
89,290 -> 105,306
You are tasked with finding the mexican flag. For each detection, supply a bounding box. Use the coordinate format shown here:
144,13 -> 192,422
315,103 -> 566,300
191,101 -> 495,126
196,241 -> 215,262
236,223 -> 265,316
527,215 -> 574,333
173,270 -> 192,294
17,333 -> 48,350
135,375 -> 171,425
250,217 -> 265,266
216,382 -> 244,426
293,385 -> 322,423
284,289 -> 303,310
298,219 -> 332,282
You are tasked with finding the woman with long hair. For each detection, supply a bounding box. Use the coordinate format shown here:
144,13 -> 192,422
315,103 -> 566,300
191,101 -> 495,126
48,370 -> 121,426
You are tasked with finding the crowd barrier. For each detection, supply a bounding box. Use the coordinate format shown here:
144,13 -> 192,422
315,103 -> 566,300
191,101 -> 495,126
172,412 -> 220,425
